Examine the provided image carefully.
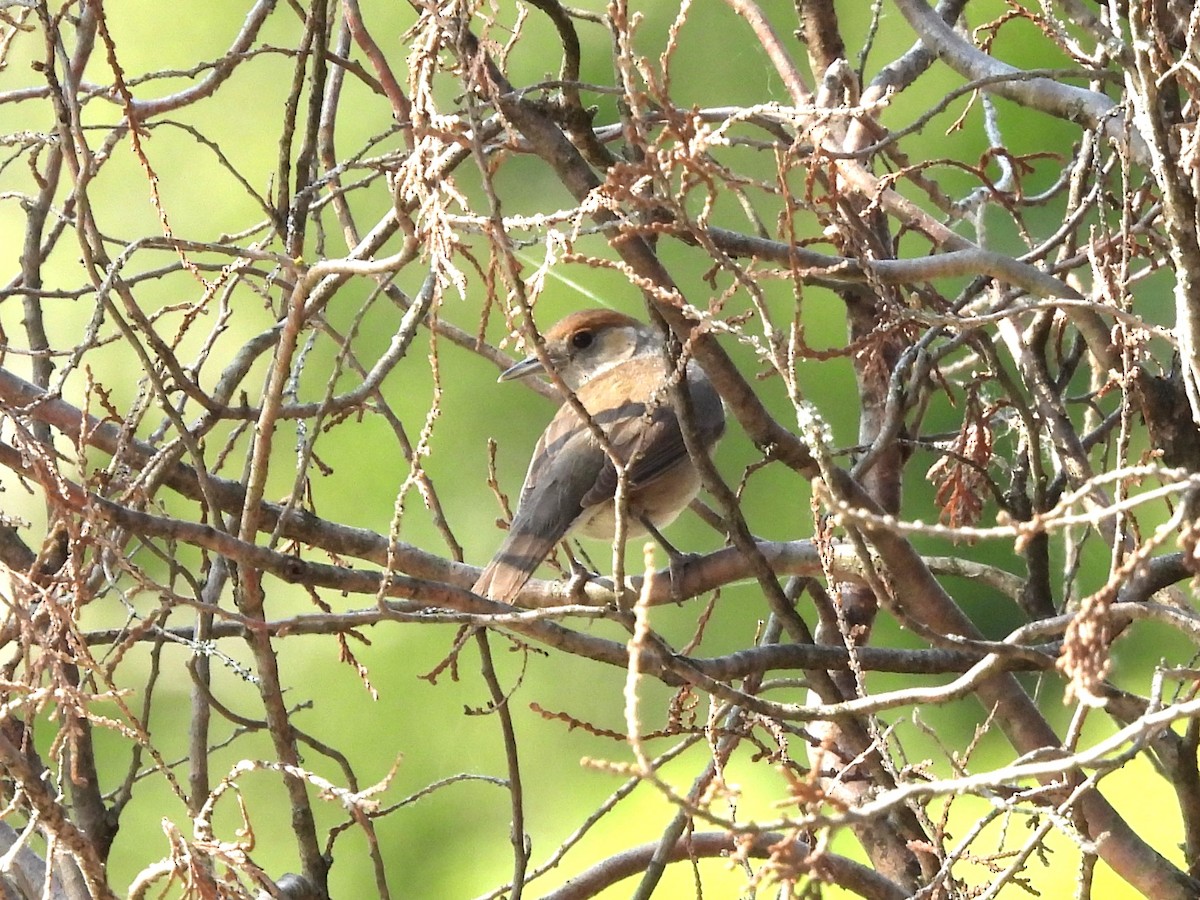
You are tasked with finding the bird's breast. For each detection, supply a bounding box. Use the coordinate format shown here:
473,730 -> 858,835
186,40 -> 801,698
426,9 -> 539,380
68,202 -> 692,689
574,457 -> 703,539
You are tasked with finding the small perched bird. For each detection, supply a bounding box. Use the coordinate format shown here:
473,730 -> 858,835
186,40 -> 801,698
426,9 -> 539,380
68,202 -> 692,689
473,309 -> 725,603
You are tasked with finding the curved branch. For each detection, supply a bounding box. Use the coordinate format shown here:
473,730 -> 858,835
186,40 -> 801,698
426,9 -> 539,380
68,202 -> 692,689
891,0 -> 1148,165
540,831 -> 908,900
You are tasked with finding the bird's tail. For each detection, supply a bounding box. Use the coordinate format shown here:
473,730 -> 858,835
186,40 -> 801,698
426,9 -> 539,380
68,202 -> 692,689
471,530 -> 559,604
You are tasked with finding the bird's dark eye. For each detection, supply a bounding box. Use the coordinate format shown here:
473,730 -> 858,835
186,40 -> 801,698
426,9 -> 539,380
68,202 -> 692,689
571,330 -> 594,350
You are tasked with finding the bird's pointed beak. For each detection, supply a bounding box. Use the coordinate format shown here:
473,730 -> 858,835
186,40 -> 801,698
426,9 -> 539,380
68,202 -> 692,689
498,355 -> 545,382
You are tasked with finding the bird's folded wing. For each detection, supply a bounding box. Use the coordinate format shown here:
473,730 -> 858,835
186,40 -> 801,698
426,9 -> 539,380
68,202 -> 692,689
578,361 -> 725,508
514,418 -> 609,539
473,420 -> 609,603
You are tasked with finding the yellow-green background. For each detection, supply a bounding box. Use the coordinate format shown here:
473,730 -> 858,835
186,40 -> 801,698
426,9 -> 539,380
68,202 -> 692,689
0,1 -> 1185,896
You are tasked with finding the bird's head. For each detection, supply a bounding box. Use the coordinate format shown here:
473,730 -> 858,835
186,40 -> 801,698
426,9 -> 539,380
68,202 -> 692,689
499,309 -> 660,390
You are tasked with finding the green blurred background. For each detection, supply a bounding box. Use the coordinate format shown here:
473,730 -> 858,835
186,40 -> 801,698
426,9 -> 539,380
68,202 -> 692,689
0,1 -> 1185,896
